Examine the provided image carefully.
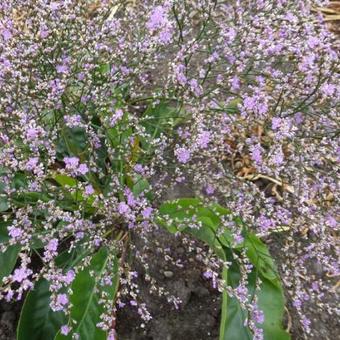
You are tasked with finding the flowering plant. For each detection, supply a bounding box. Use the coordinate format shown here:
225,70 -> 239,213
0,1 -> 338,339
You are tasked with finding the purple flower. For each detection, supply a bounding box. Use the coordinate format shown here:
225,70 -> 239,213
205,184 -> 215,195
301,316 -> 311,332
293,299 -> 302,308
250,144 -> 263,165
189,79 -> 203,96
25,157 -> 39,171
56,64 -> 68,74
60,325 -> 70,336
78,163 -> 89,175
175,147 -> 191,164
40,29 -> 49,39
272,147 -> 284,166
234,233 -> 244,245
134,164 -> 144,174
118,202 -> 130,215
252,306 -> 265,324
159,29 -> 172,43
147,6 -> 167,31
50,2 -> 60,11
47,238 -> 58,252
8,226 -> 23,240
2,29 -> 12,41
174,64 -> 187,85
311,282 -> 319,292
141,207 -> 153,219
321,83 -> 335,97
26,127 -> 40,140
272,117 -> 282,130
57,294 -> 69,306
235,284 -> 248,303
64,115 -> 82,128
12,267 -> 32,283
84,184 -> 95,195
110,109 -> 124,127
196,131 -> 211,149
230,76 -> 240,91
326,216 -> 337,229
307,37 -> 320,49
243,96 -> 256,111
64,270 -> 75,285
107,330 -> 116,340
64,156 -> 79,170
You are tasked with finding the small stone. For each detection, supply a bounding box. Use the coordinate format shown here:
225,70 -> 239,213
177,247 -> 185,255
164,271 -> 174,278
194,286 -> 209,298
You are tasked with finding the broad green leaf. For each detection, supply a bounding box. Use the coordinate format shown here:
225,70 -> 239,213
55,246 -> 119,340
54,174 -> 78,187
56,127 -> 88,161
219,250 -> 252,340
0,196 -> 9,212
132,177 -> 150,197
0,221 -> 11,242
17,246 -> 96,340
158,198 -> 233,251
11,192 -> 50,207
245,233 -> 279,284
220,237 -> 289,340
257,279 -> 290,340
0,244 -> 20,282
0,221 -> 20,281
13,172 -> 28,189
17,279 -> 67,340
141,101 -> 183,137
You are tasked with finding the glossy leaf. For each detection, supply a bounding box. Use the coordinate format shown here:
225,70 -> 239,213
54,174 -> 78,187
220,262 -> 252,340
0,196 -> 9,212
0,244 -> 20,282
17,279 -> 67,340
245,233 -> 279,284
257,279 -> 290,340
55,246 -> 119,340
0,220 -> 11,242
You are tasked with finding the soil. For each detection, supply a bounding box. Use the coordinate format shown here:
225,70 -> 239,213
0,300 -> 20,340
116,228 -> 221,340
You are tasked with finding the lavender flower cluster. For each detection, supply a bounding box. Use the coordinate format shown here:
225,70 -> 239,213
0,0 -> 338,339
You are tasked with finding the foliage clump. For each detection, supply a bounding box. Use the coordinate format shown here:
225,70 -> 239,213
0,1 -> 338,339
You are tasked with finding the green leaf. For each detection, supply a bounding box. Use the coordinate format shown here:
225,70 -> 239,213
0,244 -> 20,282
17,279 -> 67,340
220,238 -> 290,340
55,247 -> 119,340
13,172 -> 28,189
54,174 -> 78,187
142,101 -> 183,137
245,233 -> 279,284
158,198 -> 232,256
0,220 -> 21,282
0,196 -> 9,212
257,279 -> 290,340
219,252 -> 252,340
11,192 -> 50,207
0,221 -> 11,243
132,177 -> 150,197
